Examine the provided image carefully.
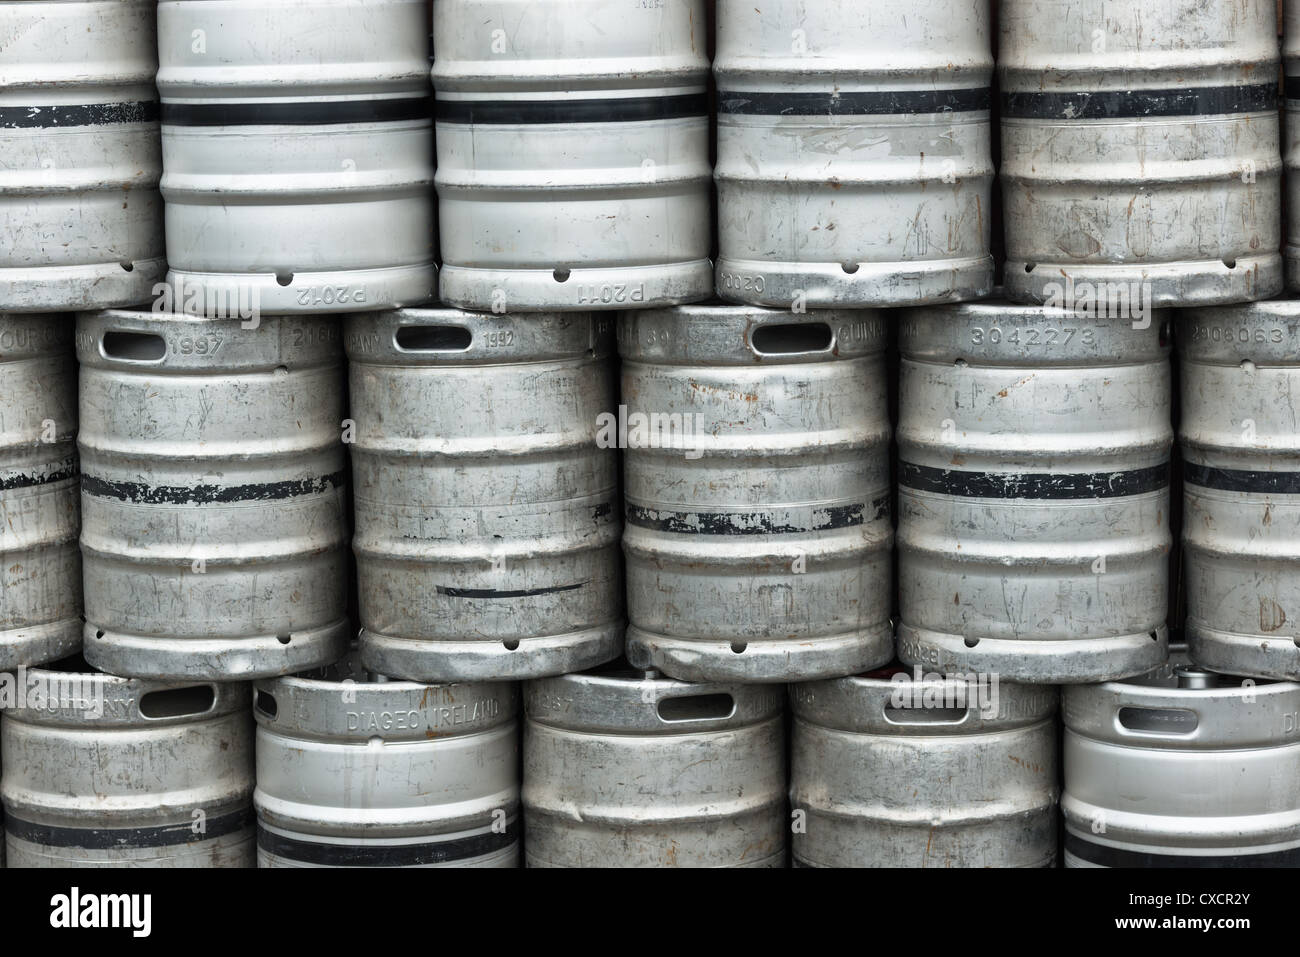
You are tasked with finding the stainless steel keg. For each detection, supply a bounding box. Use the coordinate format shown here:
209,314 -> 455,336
157,0 -> 437,314
2,665 -> 254,867
621,305 -> 894,683
1001,0 -> 1283,305
1063,653 -> 1300,867
523,664 -> 787,867
0,315 -> 81,670
77,309 -> 351,679
0,0 -> 164,310
1180,303 -> 1300,679
714,0 -> 995,308
432,0 -> 713,312
897,300 -> 1172,683
346,308 -> 623,681
791,668 -> 1059,867
255,655 -> 519,868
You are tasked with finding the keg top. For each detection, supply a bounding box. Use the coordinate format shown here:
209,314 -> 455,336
525,661 -> 784,735
76,309 -> 341,372
0,314 -> 74,361
254,653 -> 516,742
900,296 -> 1171,366
1178,301 -> 1300,365
343,308 -> 613,365
791,666 -> 1058,736
1063,650 -> 1300,750
619,304 -> 887,365
2,657 -> 249,729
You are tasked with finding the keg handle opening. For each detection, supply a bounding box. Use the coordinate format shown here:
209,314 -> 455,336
882,705 -> 970,726
100,330 -> 166,362
750,323 -> 834,357
394,324 -> 473,353
656,693 -> 736,723
254,690 -> 279,720
1116,706 -> 1199,737
139,685 -> 218,719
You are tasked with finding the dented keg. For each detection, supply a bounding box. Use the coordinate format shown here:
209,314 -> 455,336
432,0 -> 712,311
791,669 -> 1060,867
897,301 -> 1172,683
523,664 -> 787,867
1180,304 -> 1300,680
347,309 -> 622,681
1001,0 -> 1283,305
1,664 -> 254,867
1063,655 -> 1300,867
0,0 -> 165,310
714,0 -> 995,308
157,0 -> 436,313
0,315 -> 81,670
77,310 -> 350,680
254,655 -> 519,868
621,306 -> 893,683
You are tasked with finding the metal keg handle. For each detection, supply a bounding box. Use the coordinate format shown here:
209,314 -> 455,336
137,684 -> 218,720
1114,705 -> 1200,739
881,704 -> 971,726
99,329 -> 166,363
749,322 -> 835,360
392,323 -> 473,354
655,692 -> 737,724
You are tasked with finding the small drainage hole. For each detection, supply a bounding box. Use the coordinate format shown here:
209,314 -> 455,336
120,261 -> 134,272
841,262 -> 859,274
552,268 -> 571,283
1223,259 -> 1237,270
275,272 -> 294,287
963,637 -> 979,648
503,639 -> 520,651
1024,263 -> 1037,273
730,641 -> 747,654
276,633 -> 291,645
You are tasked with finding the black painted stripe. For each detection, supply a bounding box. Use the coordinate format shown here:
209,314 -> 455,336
900,462 -> 1169,499
435,93 -> 708,125
161,96 -> 432,127
1184,463 -> 1300,494
626,497 -> 889,535
82,470 -> 346,505
1003,83 -> 1277,120
0,459 -> 79,492
1066,834 -> 1300,868
718,88 -> 992,116
257,821 -> 518,866
0,101 -> 159,129
5,807 -> 253,849
1288,77 -> 1300,101
434,581 -> 588,600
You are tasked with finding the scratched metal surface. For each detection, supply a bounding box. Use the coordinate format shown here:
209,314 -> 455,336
621,305 -> 894,683
1,667 -> 254,868
254,654 -> 519,868
76,309 -> 351,680
0,314 -> 82,672
896,299 -> 1173,683
1179,303 -> 1300,680
0,0 -> 165,311
157,0 -> 437,313
433,0 -> 713,311
522,664 -> 787,867
347,308 -> 624,682
714,0 -> 995,308
790,673 -> 1060,868
1001,0 -> 1283,305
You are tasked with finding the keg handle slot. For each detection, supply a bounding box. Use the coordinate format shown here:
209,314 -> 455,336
394,324 -> 473,352
882,705 -> 969,726
750,323 -> 834,356
254,690 -> 279,720
657,693 -> 735,723
1116,706 -> 1199,736
139,685 -> 217,719
101,331 -> 166,362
